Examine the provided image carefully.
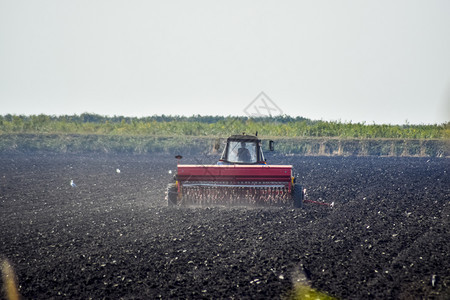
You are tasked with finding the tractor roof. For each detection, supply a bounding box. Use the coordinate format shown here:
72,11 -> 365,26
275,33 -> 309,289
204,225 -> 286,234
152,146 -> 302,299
227,135 -> 259,142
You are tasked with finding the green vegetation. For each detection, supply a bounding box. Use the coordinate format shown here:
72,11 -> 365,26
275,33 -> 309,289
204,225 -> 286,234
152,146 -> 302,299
1,258 -> 20,300
0,114 -> 448,156
0,134 -> 447,157
0,113 -> 448,139
287,283 -> 336,300
0,134 -> 210,154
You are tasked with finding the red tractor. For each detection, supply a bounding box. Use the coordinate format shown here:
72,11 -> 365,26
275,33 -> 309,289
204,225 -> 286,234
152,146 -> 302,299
166,134 -> 304,208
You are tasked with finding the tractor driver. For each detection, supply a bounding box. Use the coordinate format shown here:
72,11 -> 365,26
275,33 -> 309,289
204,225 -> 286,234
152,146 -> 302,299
238,142 -> 251,162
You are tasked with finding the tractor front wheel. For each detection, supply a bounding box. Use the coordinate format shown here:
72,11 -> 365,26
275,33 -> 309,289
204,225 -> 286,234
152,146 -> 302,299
166,183 -> 178,206
293,183 -> 304,208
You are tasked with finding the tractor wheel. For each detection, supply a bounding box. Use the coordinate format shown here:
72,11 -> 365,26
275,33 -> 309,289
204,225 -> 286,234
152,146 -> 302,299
166,183 -> 178,206
293,183 -> 304,208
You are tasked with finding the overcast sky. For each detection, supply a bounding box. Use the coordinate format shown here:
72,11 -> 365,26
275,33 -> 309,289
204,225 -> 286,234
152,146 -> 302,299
1,0 -> 449,124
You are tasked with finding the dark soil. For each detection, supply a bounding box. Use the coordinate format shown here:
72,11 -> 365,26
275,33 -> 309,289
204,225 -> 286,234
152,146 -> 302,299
0,152 -> 448,299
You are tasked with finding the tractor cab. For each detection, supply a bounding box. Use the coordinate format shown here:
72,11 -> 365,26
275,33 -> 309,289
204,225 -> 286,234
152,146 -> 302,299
218,135 -> 272,165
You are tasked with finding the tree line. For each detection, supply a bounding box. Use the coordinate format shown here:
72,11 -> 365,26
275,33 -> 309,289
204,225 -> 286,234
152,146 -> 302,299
0,113 -> 448,139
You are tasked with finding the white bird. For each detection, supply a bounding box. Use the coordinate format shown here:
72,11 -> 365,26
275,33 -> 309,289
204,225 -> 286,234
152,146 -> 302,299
70,180 -> 77,187
116,168 -> 121,174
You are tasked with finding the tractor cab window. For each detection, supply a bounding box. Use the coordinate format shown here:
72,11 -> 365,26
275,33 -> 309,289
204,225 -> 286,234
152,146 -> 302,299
227,141 -> 257,163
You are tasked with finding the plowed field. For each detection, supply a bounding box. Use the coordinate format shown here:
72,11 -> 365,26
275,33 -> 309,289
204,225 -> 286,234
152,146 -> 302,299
0,153 -> 449,299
